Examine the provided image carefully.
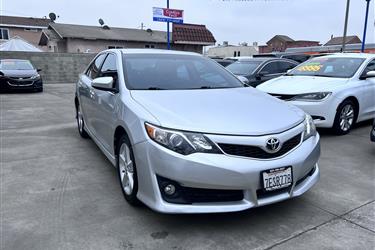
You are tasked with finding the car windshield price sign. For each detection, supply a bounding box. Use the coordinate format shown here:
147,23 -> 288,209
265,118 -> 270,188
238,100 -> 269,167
153,7 -> 184,24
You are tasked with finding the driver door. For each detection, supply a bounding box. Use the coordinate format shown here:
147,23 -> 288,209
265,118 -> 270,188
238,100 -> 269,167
90,53 -> 119,152
359,59 -> 375,120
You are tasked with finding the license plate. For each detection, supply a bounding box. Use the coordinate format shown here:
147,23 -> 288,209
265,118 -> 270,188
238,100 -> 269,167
262,167 -> 292,191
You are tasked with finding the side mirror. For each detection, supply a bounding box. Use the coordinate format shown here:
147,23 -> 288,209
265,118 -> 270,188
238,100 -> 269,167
255,72 -> 264,80
37,69 -> 42,72
363,71 -> 375,79
287,69 -> 292,74
92,77 -> 116,92
237,75 -> 249,85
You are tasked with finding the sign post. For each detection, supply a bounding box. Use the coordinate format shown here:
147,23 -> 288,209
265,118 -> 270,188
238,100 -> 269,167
153,5 -> 184,50
361,0 -> 371,52
167,0 -> 170,50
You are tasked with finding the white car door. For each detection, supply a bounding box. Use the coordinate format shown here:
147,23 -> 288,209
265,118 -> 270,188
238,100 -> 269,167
358,59 -> 375,121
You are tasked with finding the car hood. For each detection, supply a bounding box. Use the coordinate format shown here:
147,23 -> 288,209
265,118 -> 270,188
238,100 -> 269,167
0,69 -> 37,78
257,75 -> 349,94
130,87 -> 305,136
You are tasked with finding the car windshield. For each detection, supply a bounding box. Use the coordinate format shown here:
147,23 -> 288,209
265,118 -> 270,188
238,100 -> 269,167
288,57 -> 365,78
0,60 -> 34,70
122,54 -> 244,90
226,61 -> 262,75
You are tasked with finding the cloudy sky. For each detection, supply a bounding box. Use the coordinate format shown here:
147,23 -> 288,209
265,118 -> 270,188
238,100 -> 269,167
1,0 -> 374,45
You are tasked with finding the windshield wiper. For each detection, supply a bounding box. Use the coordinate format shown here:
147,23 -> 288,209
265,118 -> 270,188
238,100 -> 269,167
311,74 -> 336,78
199,86 -> 213,89
146,87 -> 165,90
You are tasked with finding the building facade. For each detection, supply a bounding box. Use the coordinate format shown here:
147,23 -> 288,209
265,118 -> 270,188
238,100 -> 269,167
0,15 -> 50,51
259,35 -> 320,54
207,42 -> 259,58
39,22 -> 215,54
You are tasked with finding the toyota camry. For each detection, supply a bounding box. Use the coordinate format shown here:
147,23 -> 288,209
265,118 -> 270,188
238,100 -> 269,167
75,49 -> 320,213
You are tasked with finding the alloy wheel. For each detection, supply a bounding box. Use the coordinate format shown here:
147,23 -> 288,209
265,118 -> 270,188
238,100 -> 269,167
339,104 -> 354,132
77,106 -> 84,133
119,143 -> 134,195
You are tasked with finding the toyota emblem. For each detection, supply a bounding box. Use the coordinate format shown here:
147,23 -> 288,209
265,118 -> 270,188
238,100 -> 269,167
265,137 -> 281,153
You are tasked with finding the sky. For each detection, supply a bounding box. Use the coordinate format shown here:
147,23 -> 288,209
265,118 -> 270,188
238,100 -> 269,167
1,0 -> 374,45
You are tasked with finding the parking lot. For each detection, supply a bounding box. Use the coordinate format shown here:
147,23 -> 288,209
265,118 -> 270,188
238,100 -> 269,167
1,84 -> 374,250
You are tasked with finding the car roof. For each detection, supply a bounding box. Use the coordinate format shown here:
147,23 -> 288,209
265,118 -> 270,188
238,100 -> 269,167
106,48 -> 201,57
236,57 -> 297,63
319,53 -> 375,59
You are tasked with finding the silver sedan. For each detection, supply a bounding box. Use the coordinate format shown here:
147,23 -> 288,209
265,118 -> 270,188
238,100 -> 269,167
75,49 -> 320,213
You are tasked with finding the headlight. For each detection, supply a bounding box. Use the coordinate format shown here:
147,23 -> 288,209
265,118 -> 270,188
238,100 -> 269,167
292,92 -> 331,101
145,123 -> 221,155
30,73 -> 41,80
303,114 -> 317,141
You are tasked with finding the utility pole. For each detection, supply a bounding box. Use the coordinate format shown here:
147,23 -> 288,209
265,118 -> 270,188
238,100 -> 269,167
342,0 -> 350,52
361,0 -> 371,52
167,0 -> 171,50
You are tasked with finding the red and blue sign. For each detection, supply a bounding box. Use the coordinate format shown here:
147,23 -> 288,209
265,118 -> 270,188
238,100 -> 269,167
153,7 -> 184,24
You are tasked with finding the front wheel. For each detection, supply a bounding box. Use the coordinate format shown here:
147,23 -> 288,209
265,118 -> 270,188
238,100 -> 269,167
117,135 -> 140,205
332,100 -> 357,135
76,103 -> 90,138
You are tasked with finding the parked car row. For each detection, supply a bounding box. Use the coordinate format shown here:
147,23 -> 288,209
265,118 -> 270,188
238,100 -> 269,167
0,59 -> 43,92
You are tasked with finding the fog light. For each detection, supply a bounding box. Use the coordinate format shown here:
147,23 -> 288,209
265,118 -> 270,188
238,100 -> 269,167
164,184 -> 176,195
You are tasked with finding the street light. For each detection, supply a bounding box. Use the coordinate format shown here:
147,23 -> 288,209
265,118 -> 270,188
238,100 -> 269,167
167,0 -> 171,50
342,0 -> 350,52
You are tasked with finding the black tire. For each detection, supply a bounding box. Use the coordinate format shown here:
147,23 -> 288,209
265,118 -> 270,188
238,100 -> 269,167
332,99 -> 357,135
76,103 -> 90,138
116,134 -> 140,205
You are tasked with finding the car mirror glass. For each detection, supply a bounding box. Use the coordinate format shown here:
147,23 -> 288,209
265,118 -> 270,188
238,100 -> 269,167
366,71 -> 375,78
92,76 -> 114,91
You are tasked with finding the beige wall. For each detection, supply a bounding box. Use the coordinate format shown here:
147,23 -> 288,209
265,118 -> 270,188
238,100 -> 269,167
208,45 -> 259,58
2,26 -> 47,51
50,38 -> 203,54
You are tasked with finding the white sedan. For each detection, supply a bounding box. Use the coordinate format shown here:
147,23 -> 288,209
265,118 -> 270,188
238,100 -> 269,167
257,53 -> 375,135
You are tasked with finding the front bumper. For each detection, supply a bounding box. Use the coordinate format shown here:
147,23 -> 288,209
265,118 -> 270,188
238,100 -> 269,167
287,98 -> 340,128
0,77 -> 43,92
133,124 -> 320,213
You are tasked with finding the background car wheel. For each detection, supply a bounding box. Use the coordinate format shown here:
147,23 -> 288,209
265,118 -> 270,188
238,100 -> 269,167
332,99 -> 357,135
76,104 -> 90,138
117,135 -> 140,205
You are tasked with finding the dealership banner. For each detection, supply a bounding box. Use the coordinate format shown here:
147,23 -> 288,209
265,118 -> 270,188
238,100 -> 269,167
153,7 -> 184,24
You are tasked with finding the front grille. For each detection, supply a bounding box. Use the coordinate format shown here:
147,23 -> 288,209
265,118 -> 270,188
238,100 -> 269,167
9,76 -> 32,80
218,134 -> 302,159
7,79 -> 34,86
269,93 -> 296,101
181,187 -> 244,203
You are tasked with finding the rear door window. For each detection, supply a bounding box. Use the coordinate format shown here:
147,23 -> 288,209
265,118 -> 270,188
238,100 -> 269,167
260,62 -> 279,75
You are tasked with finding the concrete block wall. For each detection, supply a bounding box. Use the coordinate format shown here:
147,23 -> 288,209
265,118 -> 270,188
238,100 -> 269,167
0,51 -> 96,84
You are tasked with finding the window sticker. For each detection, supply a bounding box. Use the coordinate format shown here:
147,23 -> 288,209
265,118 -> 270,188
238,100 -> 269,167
296,62 -> 322,72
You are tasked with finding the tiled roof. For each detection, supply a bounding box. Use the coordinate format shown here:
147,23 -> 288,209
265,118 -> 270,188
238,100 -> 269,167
268,35 -> 294,43
324,35 -> 361,46
48,23 -> 168,43
0,15 -> 51,27
172,23 -> 216,45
